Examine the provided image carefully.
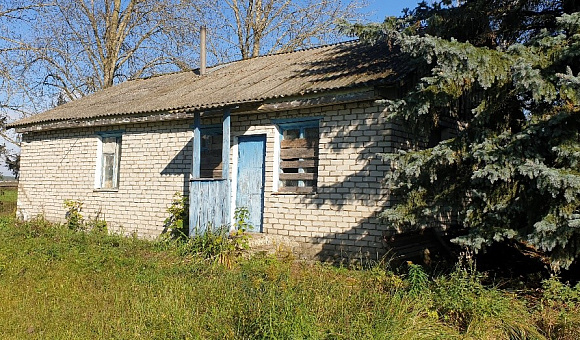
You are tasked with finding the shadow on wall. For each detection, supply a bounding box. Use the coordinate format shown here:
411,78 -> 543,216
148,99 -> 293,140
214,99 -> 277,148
160,137 -> 193,203
292,44 -> 450,265
303,110 -> 453,266
307,107 -> 398,264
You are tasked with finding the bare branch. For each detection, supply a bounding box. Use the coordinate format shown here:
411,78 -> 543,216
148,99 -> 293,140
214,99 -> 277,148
207,0 -> 367,60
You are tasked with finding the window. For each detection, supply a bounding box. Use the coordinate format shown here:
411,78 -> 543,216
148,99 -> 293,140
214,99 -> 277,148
200,126 -> 223,179
276,118 -> 320,193
95,132 -> 122,190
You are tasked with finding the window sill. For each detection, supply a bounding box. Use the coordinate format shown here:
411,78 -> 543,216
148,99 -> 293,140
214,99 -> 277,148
93,188 -> 119,193
189,178 -> 226,182
272,190 -> 317,196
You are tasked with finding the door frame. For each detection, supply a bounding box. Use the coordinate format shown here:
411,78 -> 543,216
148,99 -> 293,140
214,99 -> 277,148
231,131 -> 270,232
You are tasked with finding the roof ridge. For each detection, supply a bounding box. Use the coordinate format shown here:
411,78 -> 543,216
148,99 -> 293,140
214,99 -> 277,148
139,39 -> 361,81
242,39 -> 360,61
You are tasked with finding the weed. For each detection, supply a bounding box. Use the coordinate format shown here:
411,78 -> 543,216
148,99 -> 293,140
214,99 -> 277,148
63,200 -> 108,233
230,207 -> 250,250
162,204 -> 250,267
64,199 -> 84,231
431,265 -> 543,338
407,262 -> 429,297
163,192 -> 188,238
533,277 -> 580,339
541,276 -> 580,305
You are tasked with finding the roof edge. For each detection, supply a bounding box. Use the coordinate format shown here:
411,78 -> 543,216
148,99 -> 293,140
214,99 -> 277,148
14,87 -> 381,133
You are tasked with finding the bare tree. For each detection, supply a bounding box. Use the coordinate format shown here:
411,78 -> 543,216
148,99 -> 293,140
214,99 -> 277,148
0,0 -> 46,144
0,1 -> 51,177
0,0 -> 367,176
203,0 -> 367,61
27,0 -> 205,103
7,0 -> 367,108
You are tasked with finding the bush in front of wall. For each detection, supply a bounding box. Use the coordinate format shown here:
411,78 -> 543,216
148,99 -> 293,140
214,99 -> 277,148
63,199 -> 107,233
163,192 -> 189,239
64,199 -> 84,231
177,208 -> 251,266
162,192 -> 250,266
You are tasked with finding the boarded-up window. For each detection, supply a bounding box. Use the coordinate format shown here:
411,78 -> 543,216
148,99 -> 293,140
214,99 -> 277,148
277,119 -> 320,193
200,127 -> 223,179
96,133 -> 121,189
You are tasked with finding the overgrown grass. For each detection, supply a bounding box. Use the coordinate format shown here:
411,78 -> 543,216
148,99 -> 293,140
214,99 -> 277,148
0,187 -> 17,202
0,216 -> 578,339
0,188 -> 17,216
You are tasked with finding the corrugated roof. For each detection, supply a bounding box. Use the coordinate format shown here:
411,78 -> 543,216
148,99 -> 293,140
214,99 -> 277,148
9,41 -> 411,129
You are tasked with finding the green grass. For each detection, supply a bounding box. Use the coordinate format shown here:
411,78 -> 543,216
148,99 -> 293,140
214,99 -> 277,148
0,187 -> 17,202
0,188 -> 17,216
0,216 -> 578,339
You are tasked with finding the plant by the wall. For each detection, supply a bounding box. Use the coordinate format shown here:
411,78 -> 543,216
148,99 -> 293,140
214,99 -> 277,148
86,209 -> 108,233
163,192 -> 188,239
63,200 -> 107,232
407,263 -> 429,297
64,199 -> 84,231
166,206 -> 251,267
231,207 -> 250,250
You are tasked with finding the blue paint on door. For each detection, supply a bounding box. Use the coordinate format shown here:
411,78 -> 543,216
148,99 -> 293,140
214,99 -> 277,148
236,135 -> 266,232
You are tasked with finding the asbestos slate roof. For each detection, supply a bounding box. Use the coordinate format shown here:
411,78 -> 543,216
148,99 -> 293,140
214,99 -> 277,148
9,40 -> 411,129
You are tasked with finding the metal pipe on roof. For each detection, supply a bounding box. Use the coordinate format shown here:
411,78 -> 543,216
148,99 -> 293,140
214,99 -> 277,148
200,26 -> 207,75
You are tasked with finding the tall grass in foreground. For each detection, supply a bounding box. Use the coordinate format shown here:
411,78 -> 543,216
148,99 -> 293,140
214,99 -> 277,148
0,217 -> 578,339
0,187 -> 17,216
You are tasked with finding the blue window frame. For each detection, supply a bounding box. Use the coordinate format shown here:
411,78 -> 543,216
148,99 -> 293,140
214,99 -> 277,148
192,124 -> 223,179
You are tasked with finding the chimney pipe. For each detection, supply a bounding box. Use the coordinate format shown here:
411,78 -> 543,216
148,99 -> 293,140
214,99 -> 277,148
200,26 -> 207,75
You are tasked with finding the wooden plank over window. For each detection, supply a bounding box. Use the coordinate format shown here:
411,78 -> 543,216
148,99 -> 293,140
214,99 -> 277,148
279,160 -> 316,169
280,138 -> 318,149
279,173 -> 317,181
280,147 -> 317,160
275,117 -> 320,193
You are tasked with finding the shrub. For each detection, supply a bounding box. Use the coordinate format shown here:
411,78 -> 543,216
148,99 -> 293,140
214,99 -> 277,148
64,199 -> 84,231
431,266 -> 542,338
163,193 -> 188,238
533,277 -> 580,339
162,199 -> 250,267
63,199 -> 107,233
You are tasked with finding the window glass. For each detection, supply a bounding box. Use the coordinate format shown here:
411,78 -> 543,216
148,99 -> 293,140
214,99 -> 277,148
97,135 -> 121,189
283,129 -> 300,140
304,127 -> 319,140
200,129 -> 223,179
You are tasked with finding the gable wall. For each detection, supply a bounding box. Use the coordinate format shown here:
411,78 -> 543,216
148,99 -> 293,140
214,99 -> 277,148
17,101 -> 409,260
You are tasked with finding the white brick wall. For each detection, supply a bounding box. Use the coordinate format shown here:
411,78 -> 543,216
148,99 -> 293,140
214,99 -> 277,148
18,101 -> 406,260
18,121 -> 193,238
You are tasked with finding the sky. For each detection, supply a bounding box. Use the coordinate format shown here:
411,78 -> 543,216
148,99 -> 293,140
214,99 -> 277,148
365,0 -> 424,21
0,0 -> 427,179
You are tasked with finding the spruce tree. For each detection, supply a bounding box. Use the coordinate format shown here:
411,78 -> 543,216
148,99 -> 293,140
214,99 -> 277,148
348,0 -> 580,270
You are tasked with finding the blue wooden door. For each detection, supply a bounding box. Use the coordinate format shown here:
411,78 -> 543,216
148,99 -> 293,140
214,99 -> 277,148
236,135 -> 266,232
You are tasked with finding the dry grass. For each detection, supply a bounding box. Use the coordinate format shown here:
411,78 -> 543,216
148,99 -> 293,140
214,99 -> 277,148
0,216 -> 578,339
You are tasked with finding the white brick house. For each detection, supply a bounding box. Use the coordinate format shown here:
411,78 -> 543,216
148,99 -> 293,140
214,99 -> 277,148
8,41 -> 413,260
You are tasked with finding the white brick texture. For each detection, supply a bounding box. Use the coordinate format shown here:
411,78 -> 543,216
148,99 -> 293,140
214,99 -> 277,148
18,101 -> 405,260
